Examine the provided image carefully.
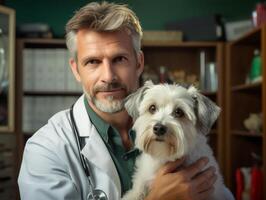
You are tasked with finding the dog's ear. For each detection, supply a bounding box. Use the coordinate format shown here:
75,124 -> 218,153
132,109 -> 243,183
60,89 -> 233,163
124,80 -> 154,120
187,85 -> 221,134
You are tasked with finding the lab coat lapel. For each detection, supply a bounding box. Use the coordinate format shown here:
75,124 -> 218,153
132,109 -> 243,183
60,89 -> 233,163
73,95 -> 122,195
81,130 -> 122,195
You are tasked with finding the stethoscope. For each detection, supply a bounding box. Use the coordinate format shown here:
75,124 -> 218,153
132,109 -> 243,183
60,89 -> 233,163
70,104 -> 108,200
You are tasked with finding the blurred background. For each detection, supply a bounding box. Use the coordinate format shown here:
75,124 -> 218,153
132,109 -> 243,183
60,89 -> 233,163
0,0 -> 265,199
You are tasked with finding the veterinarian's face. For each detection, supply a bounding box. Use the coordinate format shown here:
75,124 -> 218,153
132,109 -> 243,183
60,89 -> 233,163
70,29 -> 144,113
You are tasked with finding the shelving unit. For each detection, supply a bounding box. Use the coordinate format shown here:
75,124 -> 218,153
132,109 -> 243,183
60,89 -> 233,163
0,5 -> 17,200
225,24 -> 266,196
141,41 -> 225,170
15,38 -> 227,188
15,38 -> 82,162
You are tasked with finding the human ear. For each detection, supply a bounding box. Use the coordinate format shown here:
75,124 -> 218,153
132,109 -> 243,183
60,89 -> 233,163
69,58 -> 81,82
136,51 -> 144,77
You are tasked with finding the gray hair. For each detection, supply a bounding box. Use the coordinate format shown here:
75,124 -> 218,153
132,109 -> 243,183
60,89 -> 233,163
65,1 -> 143,60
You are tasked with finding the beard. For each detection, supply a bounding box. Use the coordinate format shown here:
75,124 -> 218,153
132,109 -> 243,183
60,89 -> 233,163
84,81 -> 129,113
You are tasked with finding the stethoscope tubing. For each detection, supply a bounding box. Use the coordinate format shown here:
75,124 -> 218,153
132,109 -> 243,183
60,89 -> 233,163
70,104 -> 91,178
71,104 -> 109,200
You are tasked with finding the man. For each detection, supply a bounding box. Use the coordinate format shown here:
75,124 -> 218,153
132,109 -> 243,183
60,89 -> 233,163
18,2 -> 219,200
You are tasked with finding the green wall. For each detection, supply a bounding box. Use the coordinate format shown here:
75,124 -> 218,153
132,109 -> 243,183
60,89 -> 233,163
6,0 -> 258,37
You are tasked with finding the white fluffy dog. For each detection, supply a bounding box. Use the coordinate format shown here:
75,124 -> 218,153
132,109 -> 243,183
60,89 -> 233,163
122,81 -> 233,200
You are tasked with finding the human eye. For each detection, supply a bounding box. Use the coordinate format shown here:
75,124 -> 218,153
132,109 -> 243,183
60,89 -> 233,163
113,56 -> 127,64
83,58 -> 101,67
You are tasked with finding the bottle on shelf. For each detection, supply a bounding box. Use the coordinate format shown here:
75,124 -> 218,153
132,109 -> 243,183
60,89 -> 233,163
247,49 -> 262,84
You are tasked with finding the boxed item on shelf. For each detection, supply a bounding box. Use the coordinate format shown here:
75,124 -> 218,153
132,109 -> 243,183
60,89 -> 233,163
22,96 -> 79,133
224,19 -> 253,41
23,48 -> 82,92
142,31 -> 183,42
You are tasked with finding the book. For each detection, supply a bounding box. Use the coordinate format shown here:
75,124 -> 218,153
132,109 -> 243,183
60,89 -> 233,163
142,31 -> 183,43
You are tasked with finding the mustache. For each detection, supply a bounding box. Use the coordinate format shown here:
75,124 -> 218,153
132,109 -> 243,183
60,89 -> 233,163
93,81 -> 127,93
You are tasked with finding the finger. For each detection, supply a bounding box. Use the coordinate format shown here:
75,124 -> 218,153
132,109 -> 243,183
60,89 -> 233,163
196,173 -> 217,193
183,157 -> 209,179
158,157 -> 185,175
198,186 -> 215,200
192,166 -> 215,186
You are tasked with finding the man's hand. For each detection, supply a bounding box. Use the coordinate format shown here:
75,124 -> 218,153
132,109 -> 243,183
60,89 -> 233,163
145,157 -> 217,200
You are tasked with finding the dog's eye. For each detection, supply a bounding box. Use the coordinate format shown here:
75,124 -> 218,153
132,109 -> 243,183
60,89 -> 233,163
173,108 -> 184,118
148,105 -> 157,114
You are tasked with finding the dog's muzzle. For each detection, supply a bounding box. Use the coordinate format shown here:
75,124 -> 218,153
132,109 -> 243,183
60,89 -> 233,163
153,123 -> 168,136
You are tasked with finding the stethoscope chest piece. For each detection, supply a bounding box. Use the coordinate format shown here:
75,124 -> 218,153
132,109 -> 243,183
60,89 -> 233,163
87,189 -> 108,200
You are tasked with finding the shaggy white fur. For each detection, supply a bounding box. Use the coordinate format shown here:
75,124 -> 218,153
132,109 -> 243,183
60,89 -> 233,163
122,81 -> 234,200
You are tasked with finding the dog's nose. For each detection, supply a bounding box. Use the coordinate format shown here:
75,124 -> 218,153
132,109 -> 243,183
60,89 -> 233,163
153,123 -> 167,136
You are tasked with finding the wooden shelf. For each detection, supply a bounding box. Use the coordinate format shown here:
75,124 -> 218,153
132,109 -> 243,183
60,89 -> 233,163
17,38 -> 66,48
225,24 -> 266,196
142,40 -> 220,47
17,38 -> 65,44
231,82 -> 262,92
24,91 -> 82,97
231,130 -> 262,137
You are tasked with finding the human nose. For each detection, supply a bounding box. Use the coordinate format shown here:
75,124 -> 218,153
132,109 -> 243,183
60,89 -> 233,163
101,60 -> 117,83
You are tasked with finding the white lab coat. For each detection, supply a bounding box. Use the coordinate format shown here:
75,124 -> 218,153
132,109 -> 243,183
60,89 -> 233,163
18,95 -> 122,200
